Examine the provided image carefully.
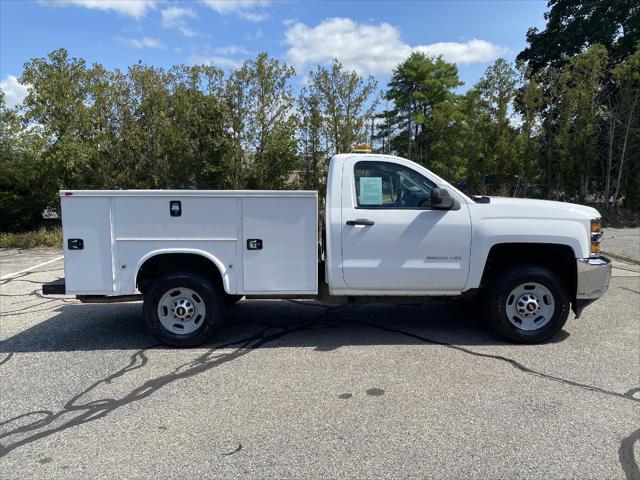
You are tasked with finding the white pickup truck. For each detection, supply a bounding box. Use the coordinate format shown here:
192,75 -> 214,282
43,153 -> 611,346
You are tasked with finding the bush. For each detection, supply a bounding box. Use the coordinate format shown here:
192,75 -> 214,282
0,227 -> 62,249
0,141 -> 59,233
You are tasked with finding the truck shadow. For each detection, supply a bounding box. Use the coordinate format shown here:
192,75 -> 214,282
0,298 -> 569,353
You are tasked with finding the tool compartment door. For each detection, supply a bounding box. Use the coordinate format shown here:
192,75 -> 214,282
242,196 -> 317,294
61,196 -> 114,294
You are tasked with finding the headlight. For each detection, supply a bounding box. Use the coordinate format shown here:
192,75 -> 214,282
590,218 -> 602,255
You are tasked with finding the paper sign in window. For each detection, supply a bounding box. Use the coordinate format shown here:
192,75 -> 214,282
359,177 -> 382,205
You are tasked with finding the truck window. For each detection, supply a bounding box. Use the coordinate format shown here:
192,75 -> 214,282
354,161 -> 436,208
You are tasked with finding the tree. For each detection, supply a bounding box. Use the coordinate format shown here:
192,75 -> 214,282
298,93 -> 325,190
15,49 -> 234,201
533,46 -> 608,200
517,0 -> 640,71
473,59 -> 519,192
296,60 -> 378,196
385,52 -> 462,167
513,64 -> 543,197
564,45 -> 608,200
515,1 -> 640,209
166,65 -> 230,189
4,41 -> 640,233
225,53 -> 299,189
20,48 -> 93,190
0,90 -> 57,230
303,60 -> 378,155
458,88 -> 492,194
610,46 -> 640,208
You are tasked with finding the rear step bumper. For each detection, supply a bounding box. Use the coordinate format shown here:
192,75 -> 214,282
42,279 -> 142,303
42,278 -> 66,295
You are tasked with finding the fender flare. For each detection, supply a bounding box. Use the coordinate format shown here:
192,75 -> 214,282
133,248 -> 231,294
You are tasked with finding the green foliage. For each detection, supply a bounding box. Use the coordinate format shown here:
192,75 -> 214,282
302,60 -> 378,156
609,46 -> 640,208
0,227 -> 62,249
373,0 -> 639,211
298,93 -> 325,190
517,0 -> 640,70
0,90 -> 58,231
385,52 -> 462,169
470,59 -> 519,192
228,53 -> 299,189
2,50 -> 303,232
2,4 -> 640,238
298,60 -> 378,193
1,50 -> 381,233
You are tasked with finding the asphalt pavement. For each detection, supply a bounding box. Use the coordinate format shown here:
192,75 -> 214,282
0,248 -> 639,479
603,228 -> 640,264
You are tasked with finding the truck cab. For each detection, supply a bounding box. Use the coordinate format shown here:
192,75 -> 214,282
44,153 -> 612,347
325,154 -> 471,295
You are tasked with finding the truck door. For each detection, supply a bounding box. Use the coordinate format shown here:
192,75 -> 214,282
340,157 -> 471,292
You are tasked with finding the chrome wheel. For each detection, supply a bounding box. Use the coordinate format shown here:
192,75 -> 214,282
505,282 -> 555,331
157,287 -> 206,335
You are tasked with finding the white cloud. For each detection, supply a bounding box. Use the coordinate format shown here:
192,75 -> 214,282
189,54 -> 241,69
161,6 -> 197,37
188,42 -> 252,70
238,11 -> 267,22
285,18 -> 508,75
40,0 -> 157,19
201,0 -> 270,22
415,39 -> 508,64
244,27 -> 263,40
213,45 -> 250,55
1,75 -> 29,108
116,36 -> 165,49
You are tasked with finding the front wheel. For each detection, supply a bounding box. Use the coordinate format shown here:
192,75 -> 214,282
484,265 -> 570,343
143,272 -> 225,347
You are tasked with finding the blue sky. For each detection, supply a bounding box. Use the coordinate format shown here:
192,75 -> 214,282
0,0 -> 548,107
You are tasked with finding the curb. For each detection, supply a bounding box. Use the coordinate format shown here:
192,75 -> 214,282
601,250 -> 640,266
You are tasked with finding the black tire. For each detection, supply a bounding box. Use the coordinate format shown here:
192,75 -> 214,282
143,272 -> 224,347
484,265 -> 570,343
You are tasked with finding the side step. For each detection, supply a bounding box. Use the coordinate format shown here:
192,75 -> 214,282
77,295 -> 143,303
42,278 -> 66,295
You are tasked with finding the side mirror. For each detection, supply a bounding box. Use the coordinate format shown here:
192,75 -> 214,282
430,188 -> 454,210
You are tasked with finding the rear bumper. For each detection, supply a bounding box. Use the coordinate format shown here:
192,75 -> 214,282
42,278 -> 66,295
573,256 -> 611,317
42,279 -> 142,303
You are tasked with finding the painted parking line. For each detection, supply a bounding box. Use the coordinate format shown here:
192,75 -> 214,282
0,255 -> 64,280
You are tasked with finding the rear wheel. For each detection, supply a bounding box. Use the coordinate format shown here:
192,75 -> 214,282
143,272 -> 224,347
484,265 -> 570,343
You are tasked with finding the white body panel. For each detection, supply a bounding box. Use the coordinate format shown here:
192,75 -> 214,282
61,197 -> 114,294
60,155 -> 598,300
60,190 -> 317,296
465,198 -> 596,288
338,155 -> 471,291
324,154 -> 596,296
242,197 -> 317,294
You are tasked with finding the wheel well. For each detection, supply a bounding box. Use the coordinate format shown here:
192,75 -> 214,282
136,253 -> 225,294
481,243 -> 577,298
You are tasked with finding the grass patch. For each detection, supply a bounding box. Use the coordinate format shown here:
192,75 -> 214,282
0,228 -> 62,249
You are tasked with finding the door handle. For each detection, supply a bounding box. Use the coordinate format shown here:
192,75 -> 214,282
346,219 -> 375,226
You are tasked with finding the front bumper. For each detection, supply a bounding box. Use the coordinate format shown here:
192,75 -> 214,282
573,256 -> 612,317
